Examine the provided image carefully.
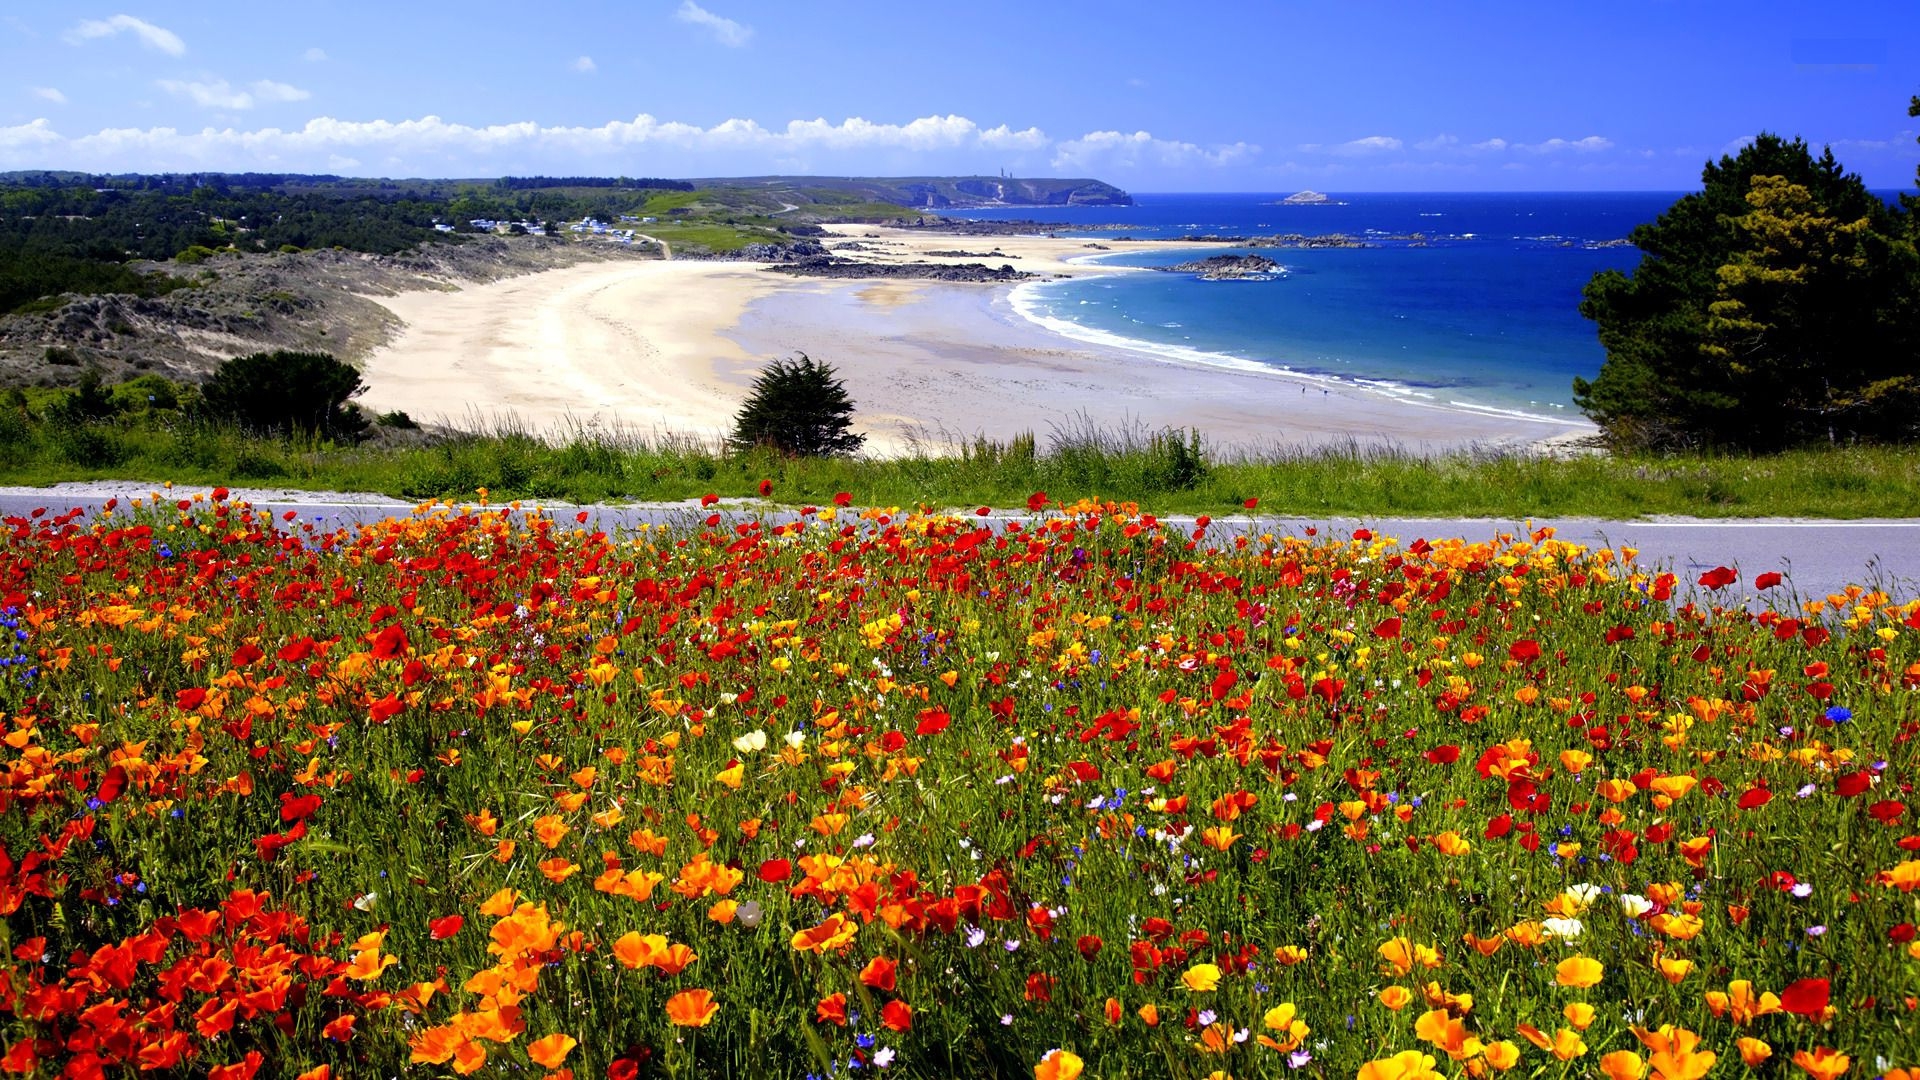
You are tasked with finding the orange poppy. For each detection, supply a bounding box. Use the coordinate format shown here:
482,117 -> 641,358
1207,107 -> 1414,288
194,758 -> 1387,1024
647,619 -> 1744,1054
664,988 -> 718,1027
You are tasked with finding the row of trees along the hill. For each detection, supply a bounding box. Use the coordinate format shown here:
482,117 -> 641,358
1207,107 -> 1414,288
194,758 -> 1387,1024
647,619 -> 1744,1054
1575,95 -> 1920,451
0,175 -> 690,314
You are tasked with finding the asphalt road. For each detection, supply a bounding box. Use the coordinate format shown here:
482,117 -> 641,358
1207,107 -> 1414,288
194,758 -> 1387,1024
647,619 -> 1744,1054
2,486 -> 1915,607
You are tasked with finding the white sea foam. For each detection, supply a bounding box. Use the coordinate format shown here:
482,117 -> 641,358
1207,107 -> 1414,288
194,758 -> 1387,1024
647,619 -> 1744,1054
1005,278 -> 1584,427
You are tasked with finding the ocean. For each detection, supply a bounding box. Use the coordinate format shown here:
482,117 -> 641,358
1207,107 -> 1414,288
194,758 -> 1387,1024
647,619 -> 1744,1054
945,193 -> 1675,419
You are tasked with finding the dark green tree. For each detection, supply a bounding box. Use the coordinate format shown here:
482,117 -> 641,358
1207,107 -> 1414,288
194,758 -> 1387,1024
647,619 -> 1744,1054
200,350 -> 369,440
728,353 -> 865,457
1573,132 -> 1920,450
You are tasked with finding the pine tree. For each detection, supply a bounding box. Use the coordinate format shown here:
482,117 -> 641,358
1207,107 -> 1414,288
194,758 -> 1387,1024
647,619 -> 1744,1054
1574,130 -> 1920,450
729,354 -> 865,457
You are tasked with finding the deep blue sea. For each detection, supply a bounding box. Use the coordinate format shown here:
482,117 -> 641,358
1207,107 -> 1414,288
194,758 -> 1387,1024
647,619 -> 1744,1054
947,193 -> 1678,418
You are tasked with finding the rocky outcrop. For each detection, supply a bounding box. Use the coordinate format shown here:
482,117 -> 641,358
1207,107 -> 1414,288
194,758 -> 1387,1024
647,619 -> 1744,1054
1280,191 -> 1332,205
1158,254 -> 1283,280
763,259 -> 1031,283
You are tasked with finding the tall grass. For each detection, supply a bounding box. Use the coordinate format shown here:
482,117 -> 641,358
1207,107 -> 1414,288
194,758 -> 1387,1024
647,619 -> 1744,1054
4,404 -> 1920,517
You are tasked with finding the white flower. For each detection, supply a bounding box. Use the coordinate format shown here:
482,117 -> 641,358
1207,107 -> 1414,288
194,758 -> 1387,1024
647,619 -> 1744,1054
732,729 -> 767,753
1617,893 -> 1653,918
1542,917 -> 1583,940
873,1047 -> 896,1067
352,891 -> 377,911
1566,883 -> 1603,905
784,730 -> 806,749
965,927 -> 986,948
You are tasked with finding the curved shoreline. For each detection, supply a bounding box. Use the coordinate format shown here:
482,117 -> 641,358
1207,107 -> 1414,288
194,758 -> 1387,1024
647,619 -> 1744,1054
354,227 -> 1595,457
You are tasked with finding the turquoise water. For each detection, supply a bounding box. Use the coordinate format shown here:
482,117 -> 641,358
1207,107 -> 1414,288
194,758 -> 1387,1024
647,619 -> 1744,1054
952,193 -> 1669,417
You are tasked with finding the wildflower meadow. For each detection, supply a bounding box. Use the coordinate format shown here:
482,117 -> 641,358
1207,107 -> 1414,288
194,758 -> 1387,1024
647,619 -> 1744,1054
1,489 -> 1917,1079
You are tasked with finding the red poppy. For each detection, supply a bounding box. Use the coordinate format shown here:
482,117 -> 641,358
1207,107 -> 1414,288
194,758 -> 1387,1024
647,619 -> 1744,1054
833,492 -> 853,507
757,859 -> 793,882
1027,491 -> 1048,512
1243,498 -> 1259,509
1779,978 -> 1830,1016
279,793 -> 324,822
370,623 -> 409,661
880,1000 -> 913,1032
701,493 -> 720,507
1697,565 -> 1738,589
429,915 -> 465,940
914,707 -> 952,735
1754,571 -> 1783,589
758,479 -> 773,497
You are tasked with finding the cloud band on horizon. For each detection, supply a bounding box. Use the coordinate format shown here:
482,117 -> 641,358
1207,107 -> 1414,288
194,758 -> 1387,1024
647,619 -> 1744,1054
0,112 -> 1261,177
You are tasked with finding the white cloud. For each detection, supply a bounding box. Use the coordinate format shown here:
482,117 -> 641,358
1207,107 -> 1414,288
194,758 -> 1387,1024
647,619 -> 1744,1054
156,77 -> 311,110
1052,130 -> 1256,171
303,47 -> 328,62
64,14 -> 185,56
0,112 -> 1079,172
1414,134 -> 1458,151
31,87 -> 68,105
0,119 -> 63,151
1333,135 -> 1401,155
676,1 -> 752,47
1525,135 -> 1612,154
250,80 -> 311,104
572,55 -> 596,73
158,78 -> 254,109
1472,137 -> 1509,151
1299,135 -> 1402,155
1719,135 -> 1757,157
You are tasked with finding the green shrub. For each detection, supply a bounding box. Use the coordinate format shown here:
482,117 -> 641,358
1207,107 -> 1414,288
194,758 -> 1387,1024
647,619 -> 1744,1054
200,350 -> 369,440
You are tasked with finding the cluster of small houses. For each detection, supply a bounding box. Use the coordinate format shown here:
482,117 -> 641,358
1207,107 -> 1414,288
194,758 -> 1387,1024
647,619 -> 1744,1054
431,214 -> 657,244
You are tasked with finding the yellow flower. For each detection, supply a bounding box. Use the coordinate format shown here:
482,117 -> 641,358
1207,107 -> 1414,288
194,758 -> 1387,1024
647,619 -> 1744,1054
1378,986 -> 1414,1011
1563,1002 -> 1595,1030
1653,956 -> 1693,984
1791,1048 -> 1850,1080
1357,1050 -> 1444,1080
1181,962 -> 1223,992
1482,1041 -> 1520,1071
1736,1038 -> 1772,1068
1034,1049 -> 1083,1080
1599,1051 -> 1646,1080
1554,956 -> 1604,988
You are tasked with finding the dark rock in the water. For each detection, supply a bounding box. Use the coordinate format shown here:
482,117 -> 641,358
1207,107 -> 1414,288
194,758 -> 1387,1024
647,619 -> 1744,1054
1158,254 -> 1283,280
923,248 -> 1018,259
763,259 -> 1032,283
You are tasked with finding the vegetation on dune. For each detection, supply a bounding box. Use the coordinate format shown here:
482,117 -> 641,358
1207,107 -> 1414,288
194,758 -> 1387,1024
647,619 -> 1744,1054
0,493 -> 1914,1077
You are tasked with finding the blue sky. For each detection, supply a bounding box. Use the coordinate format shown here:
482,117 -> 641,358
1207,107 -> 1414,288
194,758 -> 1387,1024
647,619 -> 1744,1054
2,1 -> 1915,191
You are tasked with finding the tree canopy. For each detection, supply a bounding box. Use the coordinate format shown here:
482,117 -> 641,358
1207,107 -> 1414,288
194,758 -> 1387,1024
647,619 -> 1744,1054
729,354 -> 865,457
1573,131 -> 1920,450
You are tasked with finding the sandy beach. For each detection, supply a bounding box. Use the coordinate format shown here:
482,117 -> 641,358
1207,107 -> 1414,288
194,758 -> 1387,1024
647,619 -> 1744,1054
356,226 -> 1595,456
